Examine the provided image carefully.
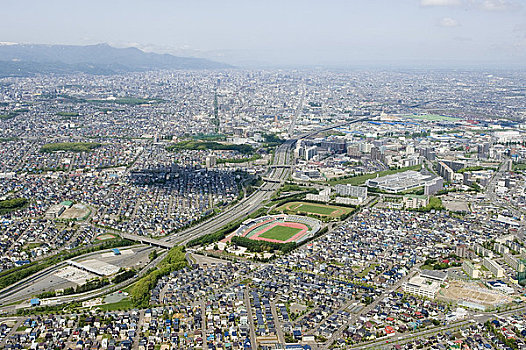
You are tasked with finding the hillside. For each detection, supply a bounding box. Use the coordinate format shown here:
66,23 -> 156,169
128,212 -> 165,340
0,43 -> 231,76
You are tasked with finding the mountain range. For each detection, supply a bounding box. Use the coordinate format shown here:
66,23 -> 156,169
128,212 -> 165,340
0,43 -> 231,77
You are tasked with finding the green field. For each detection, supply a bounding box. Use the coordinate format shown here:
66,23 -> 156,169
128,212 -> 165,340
0,113 -> 17,120
57,111 -> 79,117
278,201 -> 353,218
0,198 -> 28,214
97,297 -> 134,311
403,114 -> 458,121
40,142 -> 102,153
259,225 -> 302,241
295,203 -> 336,215
167,140 -> 253,155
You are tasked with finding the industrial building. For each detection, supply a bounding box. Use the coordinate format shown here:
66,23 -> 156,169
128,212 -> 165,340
402,275 -> 441,299
365,170 -> 441,194
334,184 -> 367,201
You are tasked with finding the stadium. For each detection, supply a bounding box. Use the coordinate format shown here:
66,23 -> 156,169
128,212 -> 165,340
233,214 -> 321,244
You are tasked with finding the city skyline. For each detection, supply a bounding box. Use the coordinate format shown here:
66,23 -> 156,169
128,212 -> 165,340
1,1 -> 526,349
1,0 -> 525,67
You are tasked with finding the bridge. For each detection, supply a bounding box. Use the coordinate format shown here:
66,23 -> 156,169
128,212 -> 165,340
121,233 -> 174,249
269,165 -> 292,169
261,177 -> 284,184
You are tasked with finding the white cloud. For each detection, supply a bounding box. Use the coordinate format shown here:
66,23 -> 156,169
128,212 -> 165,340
420,0 -> 521,11
420,0 -> 462,7
477,0 -> 521,11
438,17 -> 460,27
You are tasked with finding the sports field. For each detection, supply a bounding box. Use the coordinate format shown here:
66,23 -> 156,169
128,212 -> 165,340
96,234 -> 116,240
259,225 -> 302,241
403,114 -> 458,122
278,201 -> 353,218
230,214 -> 321,245
242,220 -> 310,243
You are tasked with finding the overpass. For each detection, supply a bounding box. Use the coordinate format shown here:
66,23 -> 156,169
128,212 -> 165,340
261,177 -> 283,184
66,260 -> 116,277
121,233 -> 174,249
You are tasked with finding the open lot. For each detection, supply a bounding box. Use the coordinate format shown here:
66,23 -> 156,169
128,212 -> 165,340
60,203 -> 90,220
442,199 -> 470,213
438,280 -> 512,307
278,201 -> 353,218
55,266 -> 95,285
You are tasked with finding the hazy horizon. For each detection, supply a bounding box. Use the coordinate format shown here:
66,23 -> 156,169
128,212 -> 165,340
1,0 -> 526,68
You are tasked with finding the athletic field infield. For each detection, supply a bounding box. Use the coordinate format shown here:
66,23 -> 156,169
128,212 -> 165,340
259,225 -> 302,241
277,201 -> 353,218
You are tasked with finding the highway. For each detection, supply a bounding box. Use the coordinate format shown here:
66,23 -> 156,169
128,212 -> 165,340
166,140 -> 294,245
288,87 -> 304,136
0,118 -> 368,310
0,244 -> 149,305
121,117 -> 369,248
0,246 -> 164,312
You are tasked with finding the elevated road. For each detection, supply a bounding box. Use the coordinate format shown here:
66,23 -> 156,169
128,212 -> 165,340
288,87 -> 304,136
120,233 -> 173,248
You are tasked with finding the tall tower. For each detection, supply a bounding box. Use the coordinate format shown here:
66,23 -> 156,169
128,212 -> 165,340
518,259 -> 526,285
211,90 -> 219,133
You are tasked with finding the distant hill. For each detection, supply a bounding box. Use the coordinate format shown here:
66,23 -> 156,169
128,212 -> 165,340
0,43 -> 232,77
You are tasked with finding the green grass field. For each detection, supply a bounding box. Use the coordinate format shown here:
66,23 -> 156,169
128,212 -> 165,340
278,201 -> 353,218
295,203 -> 337,215
40,142 -> 102,153
259,225 -> 302,241
97,297 -> 134,311
403,114 -> 458,121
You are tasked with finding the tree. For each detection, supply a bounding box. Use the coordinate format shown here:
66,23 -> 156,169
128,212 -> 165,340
149,250 -> 158,261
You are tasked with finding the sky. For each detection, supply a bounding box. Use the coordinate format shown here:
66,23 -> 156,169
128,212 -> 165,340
1,0 -> 525,68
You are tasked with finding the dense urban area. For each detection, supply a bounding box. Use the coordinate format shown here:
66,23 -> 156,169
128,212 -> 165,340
0,68 -> 525,350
